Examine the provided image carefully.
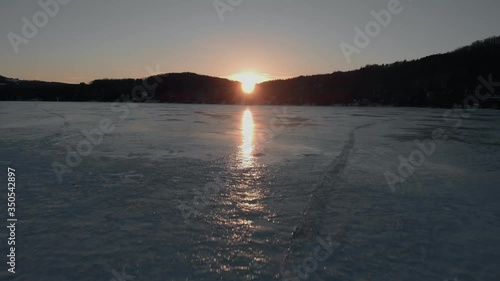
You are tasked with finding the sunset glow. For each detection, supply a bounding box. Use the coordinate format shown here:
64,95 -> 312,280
230,73 -> 267,94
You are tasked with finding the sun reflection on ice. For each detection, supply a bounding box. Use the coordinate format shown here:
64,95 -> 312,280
240,108 -> 255,168
189,108 -> 277,277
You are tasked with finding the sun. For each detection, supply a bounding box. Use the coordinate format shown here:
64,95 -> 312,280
242,81 -> 256,94
230,72 -> 266,94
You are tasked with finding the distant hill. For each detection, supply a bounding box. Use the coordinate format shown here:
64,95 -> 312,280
1,36 -> 499,108
253,36 -> 500,107
0,73 -> 241,103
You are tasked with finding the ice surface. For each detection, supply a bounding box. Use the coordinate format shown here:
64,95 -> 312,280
0,102 -> 499,280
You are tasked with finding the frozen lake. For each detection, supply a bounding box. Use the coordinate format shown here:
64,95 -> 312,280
0,102 -> 499,280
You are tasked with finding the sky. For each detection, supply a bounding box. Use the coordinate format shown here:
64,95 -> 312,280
0,0 -> 499,84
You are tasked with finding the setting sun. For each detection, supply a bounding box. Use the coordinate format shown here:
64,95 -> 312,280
230,73 -> 267,94
242,81 -> 256,94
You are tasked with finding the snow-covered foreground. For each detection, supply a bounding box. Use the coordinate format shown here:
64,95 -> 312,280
0,102 -> 499,281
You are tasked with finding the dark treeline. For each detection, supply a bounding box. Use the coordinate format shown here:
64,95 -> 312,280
1,36 -> 499,108
254,36 -> 500,107
0,74 -> 242,103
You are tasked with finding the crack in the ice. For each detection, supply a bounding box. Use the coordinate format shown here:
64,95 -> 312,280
34,103 -> 70,143
281,120 -> 393,277
35,103 -> 69,127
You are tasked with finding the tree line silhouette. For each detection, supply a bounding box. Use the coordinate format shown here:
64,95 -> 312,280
1,36 -> 499,108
